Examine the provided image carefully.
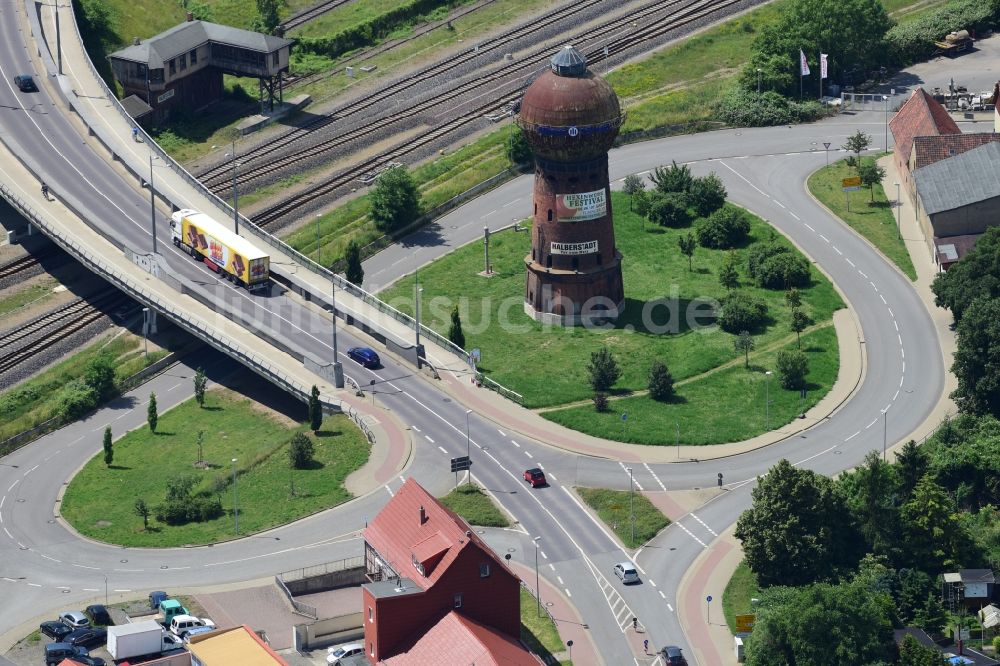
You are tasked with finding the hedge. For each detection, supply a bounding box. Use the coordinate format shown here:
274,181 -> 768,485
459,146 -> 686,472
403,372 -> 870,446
886,0 -> 1000,65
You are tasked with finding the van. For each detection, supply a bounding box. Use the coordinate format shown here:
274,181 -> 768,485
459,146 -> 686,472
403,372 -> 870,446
169,615 -> 215,638
158,599 -> 188,624
45,642 -> 89,666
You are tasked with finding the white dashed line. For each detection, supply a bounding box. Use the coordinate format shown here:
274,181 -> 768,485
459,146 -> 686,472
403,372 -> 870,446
719,161 -> 769,198
649,580 -> 657,587
820,234 -> 829,242
870,281 -> 878,291
893,390 -> 900,401
511,440 -> 520,448
412,426 -> 420,433
39,554 -> 60,562
845,431 -> 860,441
524,450 -> 532,458
898,334 -> 903,346
168,382 -> 182,391
437,446 -> 447,454
3,527 -> 11,539
899,376 -> 904,388
557,576 -> 564,585
643,463 -> 667,491
691,513 -> 718,537
72,564 -> 99,570
894,320 -> 899,332
28,583 -> 41,587
23,465 -> 38,476
833,246 -> 843,255
888,307 -> 895,318
82,588 -> 99,592
774,200 -> 786,209
113,588 -> 132,592
7,481 -> 18,492
497,429 -> 506,437
548,472 -> 557,481
880,294 -> 887,304
667,603 -> 674,612
425,436 -> 434,444
804,223 -> 815,231
565,588 -> 572,597
3,577 -> 17,582
789,211 -> 800,220
846,258 -> 856,267
540,551 -> 548,560
866,418 -> 878,429
676,522 -> 707,548
385,486 -> 394,498
859,270 -> 869,279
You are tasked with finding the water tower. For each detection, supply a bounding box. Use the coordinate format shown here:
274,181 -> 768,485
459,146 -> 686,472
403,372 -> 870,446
517,45 -> 625,326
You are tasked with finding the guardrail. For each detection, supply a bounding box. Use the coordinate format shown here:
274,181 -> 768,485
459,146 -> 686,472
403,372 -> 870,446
274,575 -> 318,620
480,375 -> 523,404
280,556 -> 365,583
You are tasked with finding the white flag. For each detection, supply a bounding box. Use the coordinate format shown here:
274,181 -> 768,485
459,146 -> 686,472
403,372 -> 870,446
820,53 -> 828,80
800,49 -> 810,76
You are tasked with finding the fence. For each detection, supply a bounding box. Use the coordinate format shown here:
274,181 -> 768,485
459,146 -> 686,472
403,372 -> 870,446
839,92 -> 903,113
280,556 -> 365,583
275,575 -> 318,620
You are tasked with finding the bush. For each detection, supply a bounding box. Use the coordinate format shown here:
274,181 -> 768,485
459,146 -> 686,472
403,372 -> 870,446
716,89 -> 828,127
777,350 -> 809,390
288,433 -> 314,469
84,354 -> 116,400
719,292 -> 769,334
154,496 -> 223,525
58,378 -> 99,419
369,166 -> 421,233
587,347 -> 621,392
689,173 -> 727,217
757,253 -> 811,289
747,242 -> 789,279
886,0 -> 1000,65
648,361 -> 675,401
650,161 -> 694,194
697,206 -> 751,249
647,191 -> 691,227
593,392 -> 610,412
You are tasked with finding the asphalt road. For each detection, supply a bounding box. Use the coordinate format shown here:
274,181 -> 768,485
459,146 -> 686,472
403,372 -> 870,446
0,4 -> 975,662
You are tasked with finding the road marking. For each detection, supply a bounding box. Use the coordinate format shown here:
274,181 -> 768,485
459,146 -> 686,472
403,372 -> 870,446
425,435 -> 434,443
649,579 -> 657,587
676,522 -> 706,548
643,462 -> 667,491
866,418 -> 878,429
793,444 -> 838,466
898,334 -> 903,346
3,527 -> 11,539
113,410 -> 132,421
557,576 -> 564,585
774,200 -> 786,208
899,375 -> 904,388
565,588 -> 572,597
2,578 -> 16,582
548,472 -> 557,481
0,495 -> 4,508
502,198 -> 520,208
894,320 -> 899,332
789,211 -> 800,220
82,588 -> 99,592
113,588 -> 132,592
497,429 -> 506,436
833,246 -> 843,255
28,583 -> 41,587
719,161 -> 769,198
888,307 -> 894,318
820,234 -> 829,242
24,464 -> 38,476
880,294 -> 887,304
524,450 -> 532,457
901,348 -> 905,360
511,440 -> 520,448
412,426 -> 420,432
72,564 -> 100,570
846,258 -> 855,267
859,270 -> 869,279
7,481 -> 18,492
845,431 -> 860,441
667,603 -> 674,612
870,281 -> 878,291
168,382 -> 181,391
437,446 -> 447,454
549,564 -> 556,571
39,554 -> 60,562
804,223 -> 815,231
541,550 -> 548,560
893,389 -> 900,401
618,462 -> 645,490
690,513 -> 718,537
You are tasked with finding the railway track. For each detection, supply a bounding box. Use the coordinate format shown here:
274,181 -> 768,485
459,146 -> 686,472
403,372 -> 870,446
0,255 -> 40,281
280,0 -> 354,33
0,292 -> 125,375
248,0 -> 746,226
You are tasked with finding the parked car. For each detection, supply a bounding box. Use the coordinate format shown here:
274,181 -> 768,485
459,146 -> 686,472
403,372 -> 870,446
71,655 -> 106,666
181,625 -> 218,643
58,611 -> 90,628
65,626 -> 107,648
523,468 -> 546,487
327,642 -> 365,665
168,614 -> 216,638
85,604 -> 113,626
148,591 -> 168,610
347,347 -> 380,368
44,642 -> 88,666
13,74 -> 37,92
39,621 -> 73,641
660,645 -> 688,665
613,561 -> 640,585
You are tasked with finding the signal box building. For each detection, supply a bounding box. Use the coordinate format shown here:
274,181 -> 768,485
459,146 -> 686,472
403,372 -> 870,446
361,478 -> 535,664
108,17 -> 292,125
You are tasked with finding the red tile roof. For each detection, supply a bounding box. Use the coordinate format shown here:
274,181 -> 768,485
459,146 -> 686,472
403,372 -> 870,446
889,88 -> 961,167
363,478 -> 508,590
913,133 -> 1000,169
380,611 -> 542,666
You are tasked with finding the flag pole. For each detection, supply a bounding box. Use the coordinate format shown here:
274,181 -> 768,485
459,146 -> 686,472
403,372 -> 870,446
818,53 -> 822,99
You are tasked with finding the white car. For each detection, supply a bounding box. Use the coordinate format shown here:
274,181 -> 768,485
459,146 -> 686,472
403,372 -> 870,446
168,614 -> 216,638
327,642 -> 364,665
613,561 -> 640,584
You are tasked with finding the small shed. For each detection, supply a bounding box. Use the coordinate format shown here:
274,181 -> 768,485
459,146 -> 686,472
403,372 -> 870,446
943,570 -> 997,610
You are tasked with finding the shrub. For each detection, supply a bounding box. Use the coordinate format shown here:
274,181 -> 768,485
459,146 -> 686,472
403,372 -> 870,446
58,378 -> 99,419
716,89 -> 827,127
154,496 -> 223,525
697,206 -> 751,249
587,347 -> 621,392
84,354 -> 116,400
288,433 -> 315,469
650,161 -> 694,194
648,361 -> 675,401
777,350 -> 809,390
689,173 -> 727,217
593,392 -> 609,412
886,0 -> 999,65
719,292 -> 769,334
757,253 -> 811,289
747,241 -> 789,279
647,191 -> 691,227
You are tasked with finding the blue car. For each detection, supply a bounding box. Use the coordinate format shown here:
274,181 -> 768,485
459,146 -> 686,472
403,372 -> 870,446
347,347 -> 380,368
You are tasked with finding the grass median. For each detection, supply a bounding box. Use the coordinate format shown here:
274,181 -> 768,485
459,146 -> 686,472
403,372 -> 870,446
60,389 -> 369,547
723,561 -> 761,635
807,158 -> 917,281
577,487 -> 671,549
438,483 -> 510,527
520,586 -> 570,665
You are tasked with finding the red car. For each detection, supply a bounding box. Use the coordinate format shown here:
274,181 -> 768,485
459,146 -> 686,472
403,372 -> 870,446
523,468 -> 546,487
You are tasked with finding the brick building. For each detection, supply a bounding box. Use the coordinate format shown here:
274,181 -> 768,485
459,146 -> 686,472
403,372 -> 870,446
888,88 -> 960,197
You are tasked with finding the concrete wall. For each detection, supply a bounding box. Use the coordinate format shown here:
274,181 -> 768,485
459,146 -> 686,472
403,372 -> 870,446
928,194 -> 1000,237
293,612 -> 364,651
284,566 -> 367,595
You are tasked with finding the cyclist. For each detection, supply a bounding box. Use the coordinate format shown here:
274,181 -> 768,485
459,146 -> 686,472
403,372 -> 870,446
41,182 -> 49,200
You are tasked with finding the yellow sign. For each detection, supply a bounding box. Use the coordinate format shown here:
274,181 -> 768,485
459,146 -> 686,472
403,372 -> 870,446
842,176 -> 862,188
735,614 -> 756,633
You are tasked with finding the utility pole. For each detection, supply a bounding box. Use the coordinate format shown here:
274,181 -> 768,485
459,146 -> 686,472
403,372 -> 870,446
148,155 -> 158,253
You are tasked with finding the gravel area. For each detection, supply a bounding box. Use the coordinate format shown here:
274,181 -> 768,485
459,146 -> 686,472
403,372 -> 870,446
0,316 -> 116,391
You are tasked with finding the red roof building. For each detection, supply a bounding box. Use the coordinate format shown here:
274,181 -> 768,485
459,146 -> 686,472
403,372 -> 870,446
911,133 -> 1000,170
889,88 -> 961,193
361,478 -> 526,663
381,611 -> 540,666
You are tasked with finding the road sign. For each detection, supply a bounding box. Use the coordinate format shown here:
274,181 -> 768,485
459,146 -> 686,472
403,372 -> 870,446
823,142 -> 831,150
706,595 -> 713,603
842,176 -> 862,188
450,456 -> 471,472
736,613 -> 756,633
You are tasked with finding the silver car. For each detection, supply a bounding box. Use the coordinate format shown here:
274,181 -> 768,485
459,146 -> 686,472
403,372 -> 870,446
58,611 -> 90,628
613,561 -> 640,584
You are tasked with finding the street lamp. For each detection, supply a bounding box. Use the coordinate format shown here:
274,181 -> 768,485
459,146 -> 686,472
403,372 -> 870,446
627,467 -> 635,546
465,410 -> 472,486
756,68 -> 762,94
231,458 -> 239,535
883,94 -> 889,154
103,573 -> 108,606
881,408 -> 888,461
331,276 -> 343,388
894,182 -> 901,240
142,307 -> 149,360
414,283 -> 424,368
764,371 -> 773,431
148,155 -> 159,253
225,146 -> 240,236
533,536 -> 542,617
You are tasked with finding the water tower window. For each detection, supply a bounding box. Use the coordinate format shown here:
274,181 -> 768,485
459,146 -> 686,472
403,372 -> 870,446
547,209 -> 553,221
547,255 -> 552,267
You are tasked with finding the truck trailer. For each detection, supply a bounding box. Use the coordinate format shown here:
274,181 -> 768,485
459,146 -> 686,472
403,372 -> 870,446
170,209 -> 270,291
107,620 -> 183,661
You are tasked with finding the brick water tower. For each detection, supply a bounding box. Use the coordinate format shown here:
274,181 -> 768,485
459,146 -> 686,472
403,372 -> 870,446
517,45 -> 625,326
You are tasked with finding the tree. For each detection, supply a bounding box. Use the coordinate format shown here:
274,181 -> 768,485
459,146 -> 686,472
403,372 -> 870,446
253,0 -> 280,34
951,296 -> 1000,416
735,459 -> 862,587
134,498 -> 150,531
677,232 -> 696,271
288,432 -> 314,469
308,385 -> 322,432
369,166 -> 421,233
789,308 -> 810,347
505,126 -> 532,165
839,451 -> 901,560
648,361 -> 674,401
719,252 -> 740,290
633,190 -> 650,218
734,330 -> 755,369
932,227 -> 1000,321
858,160 -> 887,201
696,206 -> 750,249
756,252 -> 811,289
895,439 -> 927,500
720,292 -> 769,334
747,241 -> 790,279
587,347 -> 621,392
622,174 -> 645,211
344,240 -> 364,286
842,130 -> 874,166
103,426 -> 113,467
899,475 -> 977,572
689,172 -> 727,217
649,160 -> 694,194
898,634 -> 947,665
84,354 -> 116,400
647,192 -> 691,228
193,367 -> 207,408
785,287 -> 802,309
147,392 -> 158,433
914,591 -> 948,636
776,350 -> 808,390
592,392 -> 609,412
448,305 -> 465,348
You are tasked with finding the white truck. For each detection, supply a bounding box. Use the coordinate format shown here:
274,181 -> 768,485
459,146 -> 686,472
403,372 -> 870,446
107,620 -> 183,661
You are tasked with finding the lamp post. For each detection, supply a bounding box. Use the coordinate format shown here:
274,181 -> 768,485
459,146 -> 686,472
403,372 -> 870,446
533,536 -> 542,617
231,458 -> 239,535
894,182 -> 901,240
764,371 -> 773,431
465,409 -> 472,485
103,574 -> 108,605
331,276 -> 343,388
883,94 -> 889,154
414,282 -> 424,368
627,467 -> 635,546
676,421 -> 680,459
142,307 -> 149,360
881,408 -> 888,461
148,155 -> 158,253
756,68 -> 762,94
226,139 -> 240,235
315,213 -> 322,266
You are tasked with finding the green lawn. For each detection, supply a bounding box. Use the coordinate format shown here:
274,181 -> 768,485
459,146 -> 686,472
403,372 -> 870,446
438,483 -> 510,527
544,325 -> 838,445
0,334 -> 166,445
60,389 -> 370,547
520,586 -> 570,665
723,561 -> 761,635
807,157 -> 917,280
379,193 -> 843,409
576,487 -> 671,549
0,279 -> 58,316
